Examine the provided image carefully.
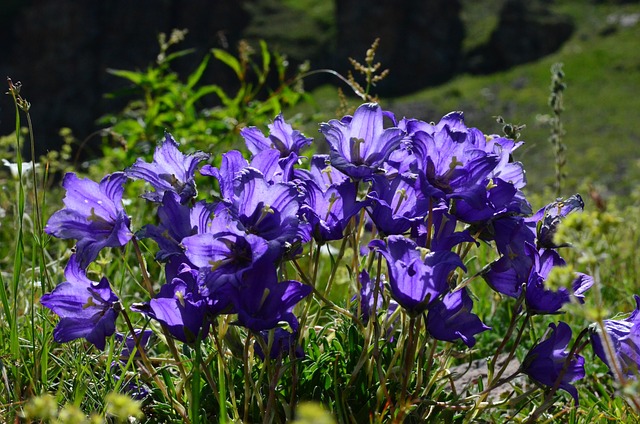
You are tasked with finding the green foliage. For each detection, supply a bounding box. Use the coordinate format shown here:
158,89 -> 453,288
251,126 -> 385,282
97,29 -> 312,171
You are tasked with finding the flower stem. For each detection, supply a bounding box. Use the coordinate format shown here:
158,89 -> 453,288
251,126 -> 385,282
121,307 -> 190,422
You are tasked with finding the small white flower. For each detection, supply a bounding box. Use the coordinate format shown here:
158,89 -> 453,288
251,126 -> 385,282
2,159 -> 40,179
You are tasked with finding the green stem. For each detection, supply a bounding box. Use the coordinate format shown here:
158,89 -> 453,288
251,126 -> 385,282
218,349 -> 227,424
292,259 -> 364,328
126,242 -> 189,380
243,334 -> 252,423
465,295 -> 525,423
131,237 -> 156,296
120,307 -> 190,423
191,339 -> 202,424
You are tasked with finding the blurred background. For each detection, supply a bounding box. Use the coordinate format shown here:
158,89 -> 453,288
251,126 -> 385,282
1,0 -> 639,194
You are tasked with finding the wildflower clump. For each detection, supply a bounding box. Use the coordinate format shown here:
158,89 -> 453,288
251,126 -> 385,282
38,102 -> 640,422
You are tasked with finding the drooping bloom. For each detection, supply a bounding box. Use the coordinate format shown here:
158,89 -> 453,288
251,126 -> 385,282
254,328 -> 304,361
482,194 -> 585,299
591,295 -> 640,379
524,244 -> 593,315
125,133 -> 209,204
231,259 -> 312,332
242,113 -> 313,157
426,288 -> 490,348
522,322 -> 585,403
45,172 -> 132,268
370,236 -> 465,315
115,329 -> 153,359
40,255 -> 120,350
482,215 -> 537,298
131,262 -> 211,344
320,103 -> 405,179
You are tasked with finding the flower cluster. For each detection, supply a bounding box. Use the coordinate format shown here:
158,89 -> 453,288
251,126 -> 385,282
40,102 -> 640,410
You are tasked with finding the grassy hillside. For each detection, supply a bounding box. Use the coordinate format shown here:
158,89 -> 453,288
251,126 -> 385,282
395,0 -> 640,196
302,0 -> 640,198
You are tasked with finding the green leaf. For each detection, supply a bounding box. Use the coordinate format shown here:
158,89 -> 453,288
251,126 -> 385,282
187,54 -> 211,90
212,48 -> 243,79
163,48 -> 196,64
107,69 -> 145,85
186,85 -> 227,109
260,39 -> 271,75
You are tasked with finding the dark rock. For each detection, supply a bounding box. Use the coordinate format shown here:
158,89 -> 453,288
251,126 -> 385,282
242,0 -> 336,73
334,0 -> 465,96
465,0 -> 574,74
0,0 -> 250,157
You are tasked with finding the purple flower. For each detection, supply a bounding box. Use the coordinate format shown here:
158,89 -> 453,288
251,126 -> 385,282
242,113 -> 312,157
409,119 -> 497,206
320,103 -> 405,179
231,260 -> 312,332
524,244 -> 593,314
250,150 -> 298,184
522,322 -> 585,403
300,179 -> 366,243
40,255 -> 120,350
426,288 -> 490,347
137,191 -> 220,261
591,295 -> 640,379
482,216 -> 537,298
182,231 -> 273,293
304,154 -> 349,189
254,328 -> 304,361
115,329 -> 153,359
200,150 -> 248,202
370,236 -> 465,315
355,269 -> 399,326
125,133 -> 209,204
131,262 -> 210,343
231,169 -> 301,249
413,207 -> 474,252
45,172 -> 132,269
401,113 -> 530,223
367,174 -> 428,236
451,177 -> 530,224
